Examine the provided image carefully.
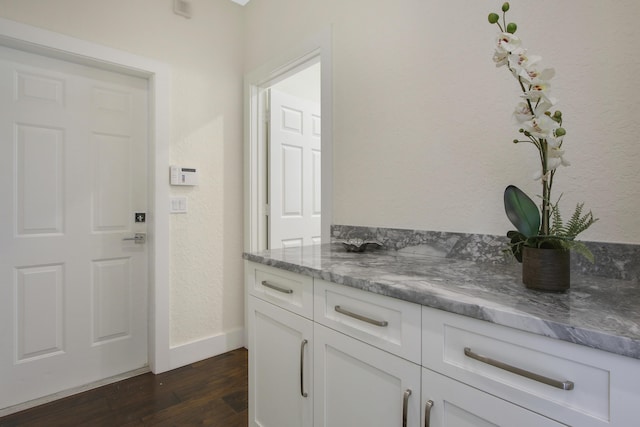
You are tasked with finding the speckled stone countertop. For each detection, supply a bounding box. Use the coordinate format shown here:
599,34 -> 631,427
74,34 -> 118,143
243,243 -> 640,360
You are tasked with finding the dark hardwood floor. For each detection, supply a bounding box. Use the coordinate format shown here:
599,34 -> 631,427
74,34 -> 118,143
0,348 -> 248,427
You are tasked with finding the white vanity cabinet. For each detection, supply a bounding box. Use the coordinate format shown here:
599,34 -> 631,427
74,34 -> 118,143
246,260 -> 640,427
313,279 -> 422,427
247,263 -> 314,427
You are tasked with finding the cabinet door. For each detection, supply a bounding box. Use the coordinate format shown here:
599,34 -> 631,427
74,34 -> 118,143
421,368 -> 566,427
248,296 -> 313,427
314,323 -> 421,427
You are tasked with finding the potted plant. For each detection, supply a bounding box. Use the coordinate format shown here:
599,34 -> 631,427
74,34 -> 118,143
488,3 -> 598,291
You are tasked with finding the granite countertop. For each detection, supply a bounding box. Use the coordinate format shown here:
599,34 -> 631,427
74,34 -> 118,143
244,243 -> 640,360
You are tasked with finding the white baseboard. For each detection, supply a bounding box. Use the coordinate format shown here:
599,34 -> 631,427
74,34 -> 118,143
169,327 -> 245,370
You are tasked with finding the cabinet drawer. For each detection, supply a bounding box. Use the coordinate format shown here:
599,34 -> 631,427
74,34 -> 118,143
246,261 -> 313,319
315,279 -> 421,363
422,306 -> 620,427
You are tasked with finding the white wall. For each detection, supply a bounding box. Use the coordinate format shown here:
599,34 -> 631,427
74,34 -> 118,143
0,0 -> 246,352
245,0 -> 640,245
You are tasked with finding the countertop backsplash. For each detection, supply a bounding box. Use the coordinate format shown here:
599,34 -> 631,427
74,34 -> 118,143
331,225 -> 640,283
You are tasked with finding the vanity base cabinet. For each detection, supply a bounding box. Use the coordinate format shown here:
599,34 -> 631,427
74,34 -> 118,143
421,368 -> 564,427
247,296 -> 313,427
313,323 -> 421,427
246,261 -> 640,427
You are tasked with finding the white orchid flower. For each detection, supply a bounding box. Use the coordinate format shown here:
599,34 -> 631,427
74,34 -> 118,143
513,102 -> 533,123
493,49 -> 509,67
526,67 -> 555,84
523,114 -> 558,139
547,145 -> 571,169
508,50 -> 542,81
532,142 -> 570,181
496,32 -> 522,53
546,128 -> 565,149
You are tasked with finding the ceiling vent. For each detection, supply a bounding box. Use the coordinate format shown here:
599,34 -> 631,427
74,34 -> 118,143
173,0 -> 192,19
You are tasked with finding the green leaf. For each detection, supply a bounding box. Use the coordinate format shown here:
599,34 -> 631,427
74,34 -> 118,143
504,185 -> 541,238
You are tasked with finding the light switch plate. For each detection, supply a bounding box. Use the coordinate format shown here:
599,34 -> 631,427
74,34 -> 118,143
170,196 -> 188,214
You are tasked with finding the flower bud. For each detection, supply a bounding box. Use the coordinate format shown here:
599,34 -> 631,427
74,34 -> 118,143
513,139 -> 519,143
506,22 -> 517,34
488,13 -> 499,24
502,2 -> 510,12
553,110 -> 562,119
555,128 -> 566,137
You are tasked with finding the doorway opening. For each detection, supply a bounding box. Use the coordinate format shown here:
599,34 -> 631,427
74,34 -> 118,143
267,61 -> 321,249
244,29 -> 332,253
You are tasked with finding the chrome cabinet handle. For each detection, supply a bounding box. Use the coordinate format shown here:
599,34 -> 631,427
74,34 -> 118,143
300,339 -> 308,397
334,305 -> 389,327
402,389 -> 411,427
261,280 -> 293,294
424,400 -> 434,427
464,347 -> 575,390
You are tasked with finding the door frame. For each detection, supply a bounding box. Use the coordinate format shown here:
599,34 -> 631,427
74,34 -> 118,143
0,18 -> 171,374
244,27 -> 333,253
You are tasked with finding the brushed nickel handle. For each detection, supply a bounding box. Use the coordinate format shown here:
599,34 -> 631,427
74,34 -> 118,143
464,347 -> 574,390
402,389 -> 412,427
261,280 -> 293,294
424,400 -> 434,427
122,232 -> 146,244
334,305 -> 389,327
300,339 -> 308,397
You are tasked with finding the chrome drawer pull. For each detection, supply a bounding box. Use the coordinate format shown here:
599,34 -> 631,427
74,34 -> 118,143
424,400 -> 434,427
334,305 -> 389,327
261,280 -> 293,294
300,339 -> 308,397
464,347 -> 575,390
402,389 -> 411,427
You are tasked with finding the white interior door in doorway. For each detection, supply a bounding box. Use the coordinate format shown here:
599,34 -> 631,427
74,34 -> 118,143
0,45 -> 149,410
268,88 -> 321,249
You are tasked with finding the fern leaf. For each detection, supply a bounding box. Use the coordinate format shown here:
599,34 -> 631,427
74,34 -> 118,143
549,199 -> 564,236
565,203 -> 598,238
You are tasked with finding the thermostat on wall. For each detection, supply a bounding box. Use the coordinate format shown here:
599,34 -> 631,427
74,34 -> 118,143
170,166 -> 198,186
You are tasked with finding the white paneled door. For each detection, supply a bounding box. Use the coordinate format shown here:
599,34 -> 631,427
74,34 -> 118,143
0,46 -> 149,410
269,89 -> 321,249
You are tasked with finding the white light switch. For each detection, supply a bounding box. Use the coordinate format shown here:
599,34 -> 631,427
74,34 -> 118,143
170,196 -> 188,214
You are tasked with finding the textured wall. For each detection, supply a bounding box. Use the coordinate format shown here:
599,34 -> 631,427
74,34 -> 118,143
245,0 -> 640,244
0,0 -> 246,346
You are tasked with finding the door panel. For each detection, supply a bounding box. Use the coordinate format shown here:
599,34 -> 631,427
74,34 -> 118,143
16,124 -> 64,234
248,296 -> 313,427
269,89 -> 321,249
15,264 -> 64,361
0,45 -> 149,410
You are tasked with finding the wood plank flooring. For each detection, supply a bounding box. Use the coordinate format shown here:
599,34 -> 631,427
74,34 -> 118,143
0,348 -> 248,427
